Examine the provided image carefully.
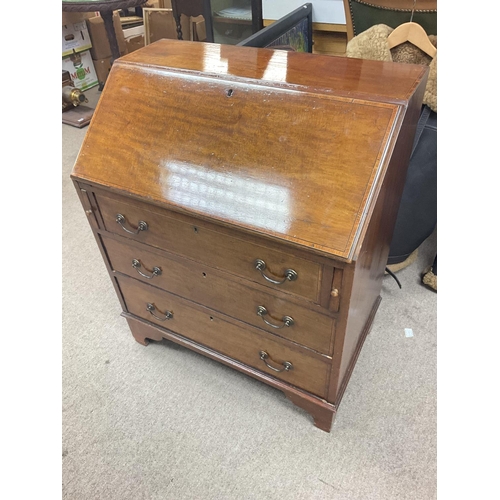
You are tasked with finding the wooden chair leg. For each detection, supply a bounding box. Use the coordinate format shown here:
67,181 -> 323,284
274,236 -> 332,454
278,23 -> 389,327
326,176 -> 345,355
100,10 -> 121,62
175,16 -> 184,40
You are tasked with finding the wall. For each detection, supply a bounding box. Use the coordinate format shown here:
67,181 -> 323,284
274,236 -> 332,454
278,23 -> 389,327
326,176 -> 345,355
262,0 -> 346,24
262,0 -> 348,56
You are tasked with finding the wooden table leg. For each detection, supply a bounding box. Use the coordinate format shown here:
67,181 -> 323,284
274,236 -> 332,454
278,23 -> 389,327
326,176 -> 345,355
100,10 -> 121,63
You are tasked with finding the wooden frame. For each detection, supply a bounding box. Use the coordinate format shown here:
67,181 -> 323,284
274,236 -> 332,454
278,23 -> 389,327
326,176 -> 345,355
143,8 -> 170,45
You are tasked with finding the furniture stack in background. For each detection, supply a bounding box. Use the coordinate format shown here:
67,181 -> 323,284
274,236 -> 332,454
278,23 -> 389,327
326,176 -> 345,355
62,1 -> 209,90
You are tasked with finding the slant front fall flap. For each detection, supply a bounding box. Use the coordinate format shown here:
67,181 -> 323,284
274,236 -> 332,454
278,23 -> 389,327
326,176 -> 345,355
72,40 -> 427,260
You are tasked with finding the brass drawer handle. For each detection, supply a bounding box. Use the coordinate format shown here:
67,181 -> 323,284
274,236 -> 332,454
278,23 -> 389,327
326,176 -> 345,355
257,305 -> 294,329
132,259 -> 162,279
259,351 -> 293,372
146,303 -> 173,321
116,213 -> 148,234
254,259 -> 298,285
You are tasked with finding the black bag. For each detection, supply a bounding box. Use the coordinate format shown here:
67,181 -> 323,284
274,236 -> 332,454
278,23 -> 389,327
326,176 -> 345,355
388,105 -> 437,265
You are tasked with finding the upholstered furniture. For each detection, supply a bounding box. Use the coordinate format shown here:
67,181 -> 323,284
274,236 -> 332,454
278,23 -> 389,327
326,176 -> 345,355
342,0 -> 437,41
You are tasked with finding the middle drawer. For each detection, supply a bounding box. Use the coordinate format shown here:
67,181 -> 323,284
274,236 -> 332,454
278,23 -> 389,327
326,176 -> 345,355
102,234 -> 335,355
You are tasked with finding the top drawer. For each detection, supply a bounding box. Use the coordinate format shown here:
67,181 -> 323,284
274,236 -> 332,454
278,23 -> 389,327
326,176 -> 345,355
94,192 -> 323,303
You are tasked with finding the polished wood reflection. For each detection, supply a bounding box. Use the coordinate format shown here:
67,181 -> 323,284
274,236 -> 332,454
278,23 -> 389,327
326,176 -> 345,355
120,39 -> 427,101
72,40 -> 427,260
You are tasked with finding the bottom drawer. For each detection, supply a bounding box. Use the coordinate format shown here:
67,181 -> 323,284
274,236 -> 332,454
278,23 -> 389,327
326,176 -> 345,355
117,276 -> 330,398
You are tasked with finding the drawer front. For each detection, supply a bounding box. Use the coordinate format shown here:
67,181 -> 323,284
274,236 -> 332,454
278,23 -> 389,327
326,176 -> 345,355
103,235 -> 335,354
96,193 -> 322,303
117,276 -> 330,397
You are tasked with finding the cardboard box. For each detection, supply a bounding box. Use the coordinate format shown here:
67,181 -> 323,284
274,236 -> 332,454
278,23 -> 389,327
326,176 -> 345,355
125,34 -> 145,53
86,13 -> 127,60
62,21 -> 92,57
144,9 -> 197,44
92,56 -> 113,83
191,15 -> 206,42
144,9 -> 177,44
123,24 -> 145,39
62,11 -> 96,26
122,20 -> 145,53
62,50 -> 99,91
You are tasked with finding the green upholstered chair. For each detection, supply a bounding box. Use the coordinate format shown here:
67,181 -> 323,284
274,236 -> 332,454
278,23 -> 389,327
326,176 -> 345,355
342,0 -> 437,41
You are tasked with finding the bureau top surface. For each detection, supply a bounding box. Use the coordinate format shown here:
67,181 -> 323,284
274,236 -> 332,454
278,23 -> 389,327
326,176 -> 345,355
72,40 -> 428,260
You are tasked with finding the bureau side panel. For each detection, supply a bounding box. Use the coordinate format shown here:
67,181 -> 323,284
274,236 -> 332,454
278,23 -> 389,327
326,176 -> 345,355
72,180 -> 128,312
329,84 -> 427,404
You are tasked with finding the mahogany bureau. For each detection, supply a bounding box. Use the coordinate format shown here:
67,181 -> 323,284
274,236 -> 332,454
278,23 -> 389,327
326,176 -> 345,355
71,39 -> 428,432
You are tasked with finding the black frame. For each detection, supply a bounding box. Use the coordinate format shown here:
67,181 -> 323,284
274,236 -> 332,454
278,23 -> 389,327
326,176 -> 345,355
237,3 -> 313,53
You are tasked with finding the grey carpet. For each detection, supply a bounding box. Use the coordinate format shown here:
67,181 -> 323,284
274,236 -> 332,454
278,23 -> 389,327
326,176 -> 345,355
62,87 -> 437,500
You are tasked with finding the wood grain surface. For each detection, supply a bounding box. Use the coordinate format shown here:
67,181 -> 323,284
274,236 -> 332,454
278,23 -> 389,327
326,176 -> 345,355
118,275 -> 331,397
95,191 -> 324,301
71,40 -> 428,260
102,233 -> 336,354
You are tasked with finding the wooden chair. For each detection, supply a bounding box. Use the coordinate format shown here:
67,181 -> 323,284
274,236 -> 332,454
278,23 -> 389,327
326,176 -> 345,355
171,0 -> 215,42
342,0 -> 437,42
